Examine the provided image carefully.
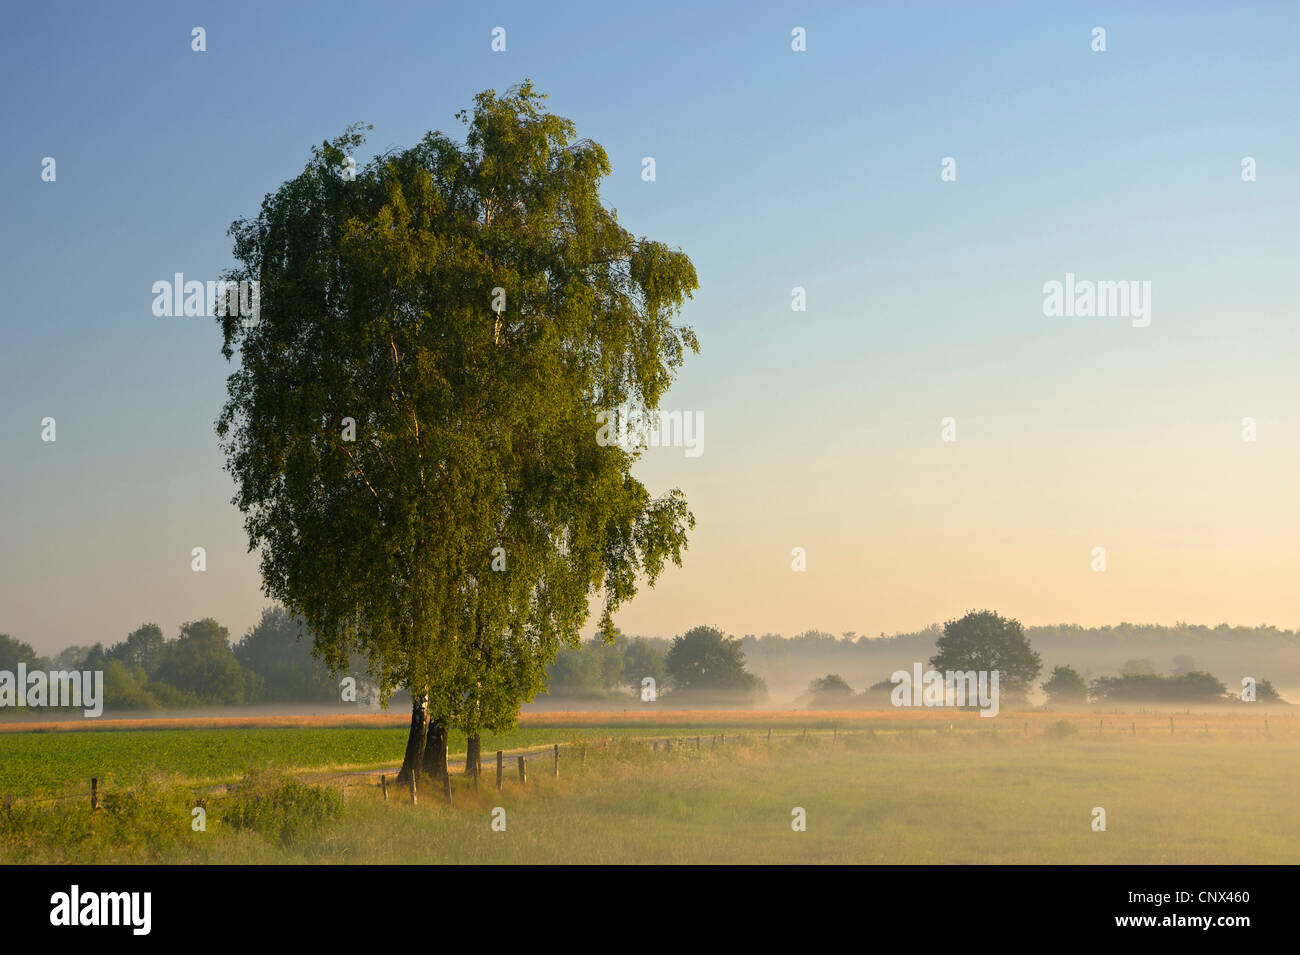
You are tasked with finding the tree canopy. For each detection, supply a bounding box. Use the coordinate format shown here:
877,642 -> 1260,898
234,607 -> 340,703
217,81 -> 699,776
665,626 -> 765,697
153,619 -> 246,704
1041,664 -> 1088,704
929,610 -> 1042,695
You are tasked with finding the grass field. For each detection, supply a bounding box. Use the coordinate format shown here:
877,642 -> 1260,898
1,709 -> 1295,864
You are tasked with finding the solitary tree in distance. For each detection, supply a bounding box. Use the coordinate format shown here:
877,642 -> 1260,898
929,610 -> 1041,696
217,81 -> 698,780
665,626 -> 765,699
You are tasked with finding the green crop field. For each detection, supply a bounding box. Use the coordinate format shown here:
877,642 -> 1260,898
0,724 -> 678,798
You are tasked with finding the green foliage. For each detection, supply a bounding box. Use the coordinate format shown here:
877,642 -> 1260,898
89,657 -> 200,712
665,626 -> 766,698
546,643 -> 604,696
0,634 -> 40,671
234,607 -> 340,703
110,624 -> 166,677
929,610 -> 1042,695
542,633 -> 670,698
223,774 -> 344,847
1041,664 -> 1088,704
622,636 -> 667,691
102,661 -> 162,711
807,674 -> 854,706
1090,670 -> 1229,702
217,81 -> 698,737
1255,679 -> 1282,702
0,783 -> 200,862
809,673 -> 853,694
153,619 -> 245,704
143,680 -> 200,708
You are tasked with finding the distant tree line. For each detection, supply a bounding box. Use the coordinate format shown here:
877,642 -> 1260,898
3,609 -> 1289,712
798,612 -> 1287,707
546,625 -> 767,702
0,608 -> 349,711
1042,662 -> 1280,705
0,617 -> 773,711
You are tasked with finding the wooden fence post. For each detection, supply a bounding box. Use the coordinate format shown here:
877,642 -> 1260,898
91,777 -> 98,811
496,751 -> 503,791
833,726 -> 838,743
581,745 -> 587,765
381,774 -> 388,800
711,735 -> 716,751
767,727 -> 771,743
665,738 -> 672,753
696,736 -> 701,749
517,755 -> 527,784
554,743 -> 560,778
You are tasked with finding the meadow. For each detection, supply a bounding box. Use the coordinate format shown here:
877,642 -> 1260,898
1,709 -> 1294,864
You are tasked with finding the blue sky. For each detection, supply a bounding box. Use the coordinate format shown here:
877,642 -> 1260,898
3,1 -> 1298,654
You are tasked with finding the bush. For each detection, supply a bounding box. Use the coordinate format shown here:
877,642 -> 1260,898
0,784 -> 200,862
223,774 -> 343,847
1090,671 -> 1228,703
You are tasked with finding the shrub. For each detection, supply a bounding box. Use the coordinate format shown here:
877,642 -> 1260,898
223,774 -> 343,847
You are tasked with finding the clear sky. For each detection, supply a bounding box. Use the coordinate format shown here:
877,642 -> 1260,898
2,1 -> 1298,655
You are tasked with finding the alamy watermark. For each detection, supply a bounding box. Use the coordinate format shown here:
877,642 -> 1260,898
890,663 -> 1000,717
596,402 -> 704,458
0,664 -> 104,717
50,885 -> 150,935
152,273 -> 259,325
1042,272 -> 1151,328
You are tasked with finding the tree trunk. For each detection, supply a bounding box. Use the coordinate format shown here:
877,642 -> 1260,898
422,720 -> 448,778
396,691 -> 428,784
464,734 -> 481,777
